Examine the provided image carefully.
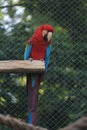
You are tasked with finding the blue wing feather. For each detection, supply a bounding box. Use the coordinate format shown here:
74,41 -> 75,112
45,45 -> 51,70
24,45 -> 32,60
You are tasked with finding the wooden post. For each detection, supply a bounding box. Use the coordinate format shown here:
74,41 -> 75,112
0,60 -> 45,73
0,60 -> 45,125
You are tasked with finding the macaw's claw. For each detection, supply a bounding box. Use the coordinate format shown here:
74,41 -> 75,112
40,58 -> 44,61
29,58 -> 33,61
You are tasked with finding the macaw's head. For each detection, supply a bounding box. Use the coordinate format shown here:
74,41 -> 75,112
28,24 -> 54,44
42,24 -> 54,42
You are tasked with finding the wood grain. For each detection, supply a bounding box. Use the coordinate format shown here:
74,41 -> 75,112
0,60 -> 45,73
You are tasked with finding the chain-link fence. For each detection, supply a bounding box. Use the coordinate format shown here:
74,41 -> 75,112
0,0 -> 87,130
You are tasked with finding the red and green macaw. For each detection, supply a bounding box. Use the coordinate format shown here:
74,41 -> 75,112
24,24 -> 54,125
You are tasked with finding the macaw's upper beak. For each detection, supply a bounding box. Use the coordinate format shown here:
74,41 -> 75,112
47,32 -> 53,42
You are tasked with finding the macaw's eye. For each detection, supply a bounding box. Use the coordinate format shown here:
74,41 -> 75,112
43,34 -> 48,41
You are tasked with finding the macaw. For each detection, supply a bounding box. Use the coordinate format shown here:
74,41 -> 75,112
24,24 -> 54,125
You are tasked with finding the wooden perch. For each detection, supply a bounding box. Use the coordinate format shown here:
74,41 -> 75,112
0,60 -> 45,73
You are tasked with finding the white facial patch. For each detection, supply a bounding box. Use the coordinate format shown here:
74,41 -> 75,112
42,30 -> 48,37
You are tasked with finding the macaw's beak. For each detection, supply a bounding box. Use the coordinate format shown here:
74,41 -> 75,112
42,30 -> 53,42
47,32 -> 53,42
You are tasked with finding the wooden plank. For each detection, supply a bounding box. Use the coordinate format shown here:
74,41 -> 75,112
0,60 -> 45,73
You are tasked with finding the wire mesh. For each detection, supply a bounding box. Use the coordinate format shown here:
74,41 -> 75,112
0,0 -> 87,130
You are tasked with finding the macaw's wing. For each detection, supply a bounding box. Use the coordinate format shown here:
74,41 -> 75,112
45,45 -> 51,70
24,44 -> 32,60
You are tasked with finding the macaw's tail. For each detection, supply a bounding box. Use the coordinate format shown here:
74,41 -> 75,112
26,73 -> 44,125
